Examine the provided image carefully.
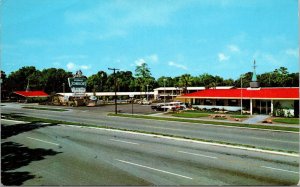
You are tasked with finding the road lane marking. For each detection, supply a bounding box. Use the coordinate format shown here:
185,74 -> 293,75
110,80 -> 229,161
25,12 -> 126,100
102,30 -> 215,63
109,139 -> 139,145
115,159 -> 193,180
178,151 -> 218,159
261,166 -> 299,174
1,119 -> 29,123
150,126 -> 183,131
27,137 -> 60,146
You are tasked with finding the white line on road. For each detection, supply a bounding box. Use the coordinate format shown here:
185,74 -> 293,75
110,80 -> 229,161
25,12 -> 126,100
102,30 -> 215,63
27,137 -> 60,146
115,159 -> 193,180
1,119 -> 29,123
261,166 -> 299,174
178,151 -> 218,159
109,139 -> 139,145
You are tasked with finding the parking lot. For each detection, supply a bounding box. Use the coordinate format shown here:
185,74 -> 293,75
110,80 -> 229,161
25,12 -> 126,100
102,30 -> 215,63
75,103 -> 157,114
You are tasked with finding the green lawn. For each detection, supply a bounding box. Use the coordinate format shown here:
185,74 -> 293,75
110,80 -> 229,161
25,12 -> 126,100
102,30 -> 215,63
272,118 -> 299,124
230,115 -> 249,119
172,112 -> 210,118
22,106 -> 68,112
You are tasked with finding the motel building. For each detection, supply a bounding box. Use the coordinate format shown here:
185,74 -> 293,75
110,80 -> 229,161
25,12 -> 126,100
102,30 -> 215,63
177,63 -> 299,117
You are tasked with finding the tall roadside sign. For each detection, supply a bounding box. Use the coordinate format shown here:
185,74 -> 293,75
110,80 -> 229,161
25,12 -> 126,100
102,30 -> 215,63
68,70 -> 87,97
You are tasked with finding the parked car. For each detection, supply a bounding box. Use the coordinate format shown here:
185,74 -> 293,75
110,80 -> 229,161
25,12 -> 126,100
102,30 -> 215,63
151,102 -> 186,111
139,99 -> 152,105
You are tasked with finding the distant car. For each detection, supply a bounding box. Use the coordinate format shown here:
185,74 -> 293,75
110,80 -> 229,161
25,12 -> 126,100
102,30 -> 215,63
140,100 -> 152,105
151,102 -> 186,111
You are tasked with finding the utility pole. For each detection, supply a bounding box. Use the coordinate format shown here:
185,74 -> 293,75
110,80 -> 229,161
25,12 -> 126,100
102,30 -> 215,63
240,75 -> 244,115
146,84 -> 149,101
163,79 -> 166,112
108,68 -> 119,114
63,83 -> 65,94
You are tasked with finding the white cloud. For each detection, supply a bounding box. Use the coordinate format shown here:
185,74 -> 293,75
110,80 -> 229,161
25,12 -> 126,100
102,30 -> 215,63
135,58 -> 146,66
228,45 -> 240,52
80,65 -> 91,70
67,62 -> 75,70
134,54 -> 158,67
66,62 -> 91,71
168,61 -> 188,70
285,48 -> 298,57
218,53 -> 230,61
147,54 -> 158,63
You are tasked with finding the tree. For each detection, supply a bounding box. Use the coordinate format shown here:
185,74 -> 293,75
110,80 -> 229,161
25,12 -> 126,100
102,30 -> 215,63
234,72 -> 252,88
157,76 -> 174,87
40,68 -> 72,93
198,73 -> 215,88
87,71 -> 107,92
178,74 -> 193,94
1,71 -> 8,99
135,62 -> 152,92
7,66 -> 42,92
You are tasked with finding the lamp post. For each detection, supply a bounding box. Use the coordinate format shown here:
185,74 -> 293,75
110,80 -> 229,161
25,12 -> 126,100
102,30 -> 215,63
240,75 -> 244,115
108,68 -> 119,114
163,79 -> 166,111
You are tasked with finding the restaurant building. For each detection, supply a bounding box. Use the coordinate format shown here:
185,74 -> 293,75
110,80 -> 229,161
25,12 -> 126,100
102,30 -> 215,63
177,61 -> 299,117
177,87 -> 299,117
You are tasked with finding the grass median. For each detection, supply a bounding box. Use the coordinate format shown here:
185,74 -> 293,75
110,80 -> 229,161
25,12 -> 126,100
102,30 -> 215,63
1,113 -> 298,155
22,106 -> 68,112
108,113 -> 299,132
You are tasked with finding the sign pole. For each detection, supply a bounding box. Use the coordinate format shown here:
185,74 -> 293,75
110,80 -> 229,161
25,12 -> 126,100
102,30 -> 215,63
129,94 -> 134,115
108,68 -> 120,114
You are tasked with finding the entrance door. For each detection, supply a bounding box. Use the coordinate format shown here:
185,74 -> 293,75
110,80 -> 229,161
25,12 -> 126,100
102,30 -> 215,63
253,100 -> 271,115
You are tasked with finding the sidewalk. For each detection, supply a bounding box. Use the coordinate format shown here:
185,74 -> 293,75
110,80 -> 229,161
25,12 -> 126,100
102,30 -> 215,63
147,112 -> 299,128
242,115 -> 269,124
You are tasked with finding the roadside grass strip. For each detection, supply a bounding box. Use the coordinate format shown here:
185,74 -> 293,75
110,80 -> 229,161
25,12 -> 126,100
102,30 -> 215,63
108,113 -> 299,132
230,115 -> 249,119
1,113 -> 298,156
272,118 -> 299,125
172,113 -> 209,118
22,106 -> 68,112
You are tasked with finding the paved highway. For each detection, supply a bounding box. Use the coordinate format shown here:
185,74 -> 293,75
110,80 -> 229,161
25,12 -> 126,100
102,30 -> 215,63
2,103 -> 299,152
1,119 -> 299,185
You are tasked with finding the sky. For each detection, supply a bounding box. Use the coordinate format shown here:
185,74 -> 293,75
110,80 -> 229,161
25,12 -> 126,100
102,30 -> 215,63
1,0 -> 299,79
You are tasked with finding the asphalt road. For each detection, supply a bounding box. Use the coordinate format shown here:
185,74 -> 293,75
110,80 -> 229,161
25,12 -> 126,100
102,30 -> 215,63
2,103 -> 299,152
1,119 -> 299,185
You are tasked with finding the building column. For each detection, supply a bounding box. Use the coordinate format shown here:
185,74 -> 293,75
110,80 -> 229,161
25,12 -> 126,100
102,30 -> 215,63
259,100 -> 262,114
266,100 -> 268,115
271,100 -> 274,115
250,99 -> 253,115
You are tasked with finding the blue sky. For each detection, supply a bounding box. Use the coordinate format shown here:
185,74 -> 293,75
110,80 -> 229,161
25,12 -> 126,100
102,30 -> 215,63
2,0 -> 299,79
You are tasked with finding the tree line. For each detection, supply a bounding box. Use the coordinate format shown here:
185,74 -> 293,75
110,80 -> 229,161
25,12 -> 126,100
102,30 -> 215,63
1,63 -> 298,98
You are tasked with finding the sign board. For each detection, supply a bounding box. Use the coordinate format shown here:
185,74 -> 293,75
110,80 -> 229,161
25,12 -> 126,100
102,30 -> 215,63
68,77 -> 87,94
68,77 -> 87,87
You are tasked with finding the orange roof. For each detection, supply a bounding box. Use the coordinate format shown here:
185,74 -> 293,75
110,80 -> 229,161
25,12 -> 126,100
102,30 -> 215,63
14,91 -> 49,97
180,87 -> 299,99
